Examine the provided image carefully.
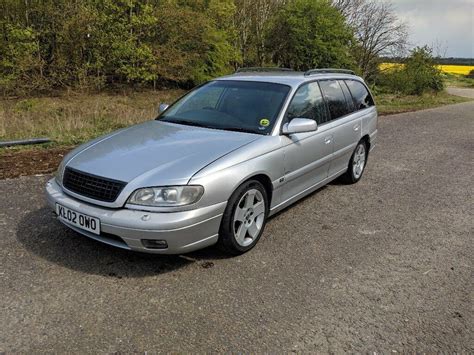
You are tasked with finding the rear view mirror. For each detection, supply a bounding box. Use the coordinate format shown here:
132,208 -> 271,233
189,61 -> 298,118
158,103 -> 169,114
282,118 -> 317,134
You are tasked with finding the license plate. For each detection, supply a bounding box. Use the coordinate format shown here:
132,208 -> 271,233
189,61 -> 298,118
56,204 -> 100,235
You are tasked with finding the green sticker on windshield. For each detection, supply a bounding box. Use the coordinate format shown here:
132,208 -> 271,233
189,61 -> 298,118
260,118 -> 270,127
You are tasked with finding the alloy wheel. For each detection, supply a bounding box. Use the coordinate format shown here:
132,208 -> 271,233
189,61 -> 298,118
353,143 -> 366,179
232,189 -> 266,247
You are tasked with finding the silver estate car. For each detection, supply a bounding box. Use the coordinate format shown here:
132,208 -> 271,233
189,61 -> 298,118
46,68 -> 378,255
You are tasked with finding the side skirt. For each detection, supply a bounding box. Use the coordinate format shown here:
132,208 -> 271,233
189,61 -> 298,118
268,168 -> 347,217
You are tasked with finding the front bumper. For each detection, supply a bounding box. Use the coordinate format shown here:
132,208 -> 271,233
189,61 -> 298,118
45,178 -> 226,254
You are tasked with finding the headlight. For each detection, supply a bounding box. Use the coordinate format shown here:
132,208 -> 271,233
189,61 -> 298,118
56,160 -> 66,185
127,186 -> 204,207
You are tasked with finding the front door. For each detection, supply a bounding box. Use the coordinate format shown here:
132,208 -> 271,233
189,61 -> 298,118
280,81 -> 333,203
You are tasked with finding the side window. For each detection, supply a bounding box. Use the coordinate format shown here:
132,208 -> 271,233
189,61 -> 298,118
319,80 -> 352,120
339,80 -> 355,113
286,82 -> 327,125
345,80 -> 374,110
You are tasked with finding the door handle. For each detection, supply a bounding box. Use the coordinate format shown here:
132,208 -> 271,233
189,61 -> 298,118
324,137 -> 332,145
353,124 -> 360,132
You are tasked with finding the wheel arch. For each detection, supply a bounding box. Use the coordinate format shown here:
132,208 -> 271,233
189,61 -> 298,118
242,174 -> 273,207
361,134 -> 371,152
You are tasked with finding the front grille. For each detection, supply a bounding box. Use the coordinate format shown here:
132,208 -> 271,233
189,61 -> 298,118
63,167 -> 126,202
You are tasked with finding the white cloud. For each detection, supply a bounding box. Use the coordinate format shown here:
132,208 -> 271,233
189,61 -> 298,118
391,0 -> 474,57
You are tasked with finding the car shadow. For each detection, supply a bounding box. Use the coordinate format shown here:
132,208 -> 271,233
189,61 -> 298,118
16,206 -> 230,278
16,182 -> 336,278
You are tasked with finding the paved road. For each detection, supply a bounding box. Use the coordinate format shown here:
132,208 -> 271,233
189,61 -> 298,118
447,86 -> 474,98
1,101 -> 473,352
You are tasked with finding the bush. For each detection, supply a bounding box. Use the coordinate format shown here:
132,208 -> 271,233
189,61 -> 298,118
377,46 -> 444,95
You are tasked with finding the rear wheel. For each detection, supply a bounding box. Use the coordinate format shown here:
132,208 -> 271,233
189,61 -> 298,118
218,180 -> 268,255
342,140 -> 368,184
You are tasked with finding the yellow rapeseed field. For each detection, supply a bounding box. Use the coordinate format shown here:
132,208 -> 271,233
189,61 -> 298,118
437,65 -> 474,75
380,63 -> 474,75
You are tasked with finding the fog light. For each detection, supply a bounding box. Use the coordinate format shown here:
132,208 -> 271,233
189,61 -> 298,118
142,239 -> 168,249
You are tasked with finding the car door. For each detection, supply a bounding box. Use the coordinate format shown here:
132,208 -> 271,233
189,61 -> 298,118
319,80 -> 362,176
280,82 -> 333,202
345,79 -> 377,147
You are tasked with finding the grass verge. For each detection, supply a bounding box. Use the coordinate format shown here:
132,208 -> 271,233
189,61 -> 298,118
375,91 -> 470,116
0,89 -> 184,146
442,73 -> 474,89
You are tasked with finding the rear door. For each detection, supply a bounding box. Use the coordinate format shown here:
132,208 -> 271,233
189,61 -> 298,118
319,80 -> 361,176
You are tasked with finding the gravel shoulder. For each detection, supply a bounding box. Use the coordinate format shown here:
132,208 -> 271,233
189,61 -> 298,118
0,101 -> 473,352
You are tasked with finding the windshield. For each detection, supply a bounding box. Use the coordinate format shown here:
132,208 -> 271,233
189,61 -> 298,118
158,80 -> 291,134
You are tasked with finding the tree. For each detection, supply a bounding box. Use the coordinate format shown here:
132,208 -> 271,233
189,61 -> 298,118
233,0 -> 286,66
0,0 -> 239,94
0,23 -> 44,95
151,0 -> 238,85
332,0 -> 408,79
266,0 -> 355,71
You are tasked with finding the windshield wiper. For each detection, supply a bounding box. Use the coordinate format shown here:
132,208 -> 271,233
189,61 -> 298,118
219,127 -> 259,134
161,119 -> 211,129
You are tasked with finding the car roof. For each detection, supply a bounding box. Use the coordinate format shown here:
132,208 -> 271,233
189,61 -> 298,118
216,71 -> 365,89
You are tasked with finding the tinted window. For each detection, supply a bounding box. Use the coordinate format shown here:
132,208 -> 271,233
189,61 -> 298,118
339,80 -> 355,112
319,80 -> 351,120
346,80 -> 374,110
286,82 -> 328,124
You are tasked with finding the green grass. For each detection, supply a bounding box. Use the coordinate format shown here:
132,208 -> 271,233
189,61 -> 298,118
442,73 -> 474,89
0,90 -> 184,147
375,91 -> 470,116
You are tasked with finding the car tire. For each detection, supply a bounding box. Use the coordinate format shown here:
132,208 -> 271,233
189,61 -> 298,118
217,180 -> 269,255
342,140 -> 368,184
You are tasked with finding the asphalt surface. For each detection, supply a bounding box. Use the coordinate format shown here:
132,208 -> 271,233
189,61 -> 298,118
447,86 -> 474,98
1,100 -> 473,352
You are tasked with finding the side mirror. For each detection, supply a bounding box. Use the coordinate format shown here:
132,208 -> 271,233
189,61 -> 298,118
158,103 -> 169,114
282,118 -> 317,135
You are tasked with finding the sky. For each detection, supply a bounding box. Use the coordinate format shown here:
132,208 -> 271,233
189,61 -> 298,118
391,0 -> 474,58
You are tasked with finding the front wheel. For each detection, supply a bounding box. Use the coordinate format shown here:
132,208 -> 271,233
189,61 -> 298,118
218,180 -> 269,255
342,140 -> 368,184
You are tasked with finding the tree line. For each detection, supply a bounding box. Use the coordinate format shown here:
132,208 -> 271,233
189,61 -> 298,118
1,0 -> 411,95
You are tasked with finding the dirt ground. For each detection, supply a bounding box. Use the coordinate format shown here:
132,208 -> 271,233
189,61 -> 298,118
0,147 -> 73,179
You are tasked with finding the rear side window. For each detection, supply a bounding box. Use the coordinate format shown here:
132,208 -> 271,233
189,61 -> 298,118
345,80 -> 374,110
339,80 -> 355,112
319,80 -> 352,120
286,82 -> 328,125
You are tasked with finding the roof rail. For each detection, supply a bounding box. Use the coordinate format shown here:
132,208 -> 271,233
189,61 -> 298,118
304,68 -> 356,76
235,67 -> 294,73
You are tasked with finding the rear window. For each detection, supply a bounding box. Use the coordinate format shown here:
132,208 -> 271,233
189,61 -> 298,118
345,80 -> 374,110
319,80 -> 352,120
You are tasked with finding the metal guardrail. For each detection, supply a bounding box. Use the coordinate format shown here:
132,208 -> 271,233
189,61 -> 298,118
0,138 -> 51,148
